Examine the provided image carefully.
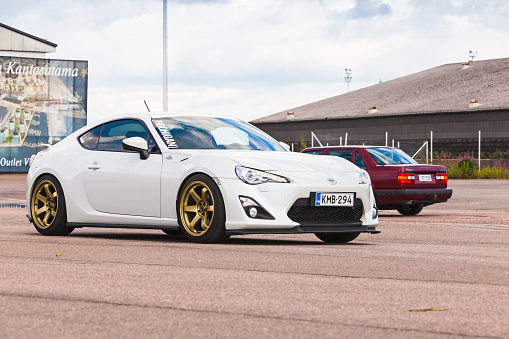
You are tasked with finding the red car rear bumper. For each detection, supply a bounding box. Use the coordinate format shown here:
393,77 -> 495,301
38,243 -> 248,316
374,188 -> 453,206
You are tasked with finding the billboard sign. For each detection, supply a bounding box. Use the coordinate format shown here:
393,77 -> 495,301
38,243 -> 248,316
0,56 -> 87,172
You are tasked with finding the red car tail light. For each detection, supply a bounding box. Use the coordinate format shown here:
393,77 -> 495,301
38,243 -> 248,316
436,173 -> 448,183
397,172 -> 415,184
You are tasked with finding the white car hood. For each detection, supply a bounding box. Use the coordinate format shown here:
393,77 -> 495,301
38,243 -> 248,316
224,151 -> 356,173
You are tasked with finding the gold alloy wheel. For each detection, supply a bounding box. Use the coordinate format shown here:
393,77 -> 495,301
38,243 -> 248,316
180,181 -> 215,236
31,179 -> 59,229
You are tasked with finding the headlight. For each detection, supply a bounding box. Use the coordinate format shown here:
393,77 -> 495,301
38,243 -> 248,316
235,166 -> 289,185
359,171 -> 370,184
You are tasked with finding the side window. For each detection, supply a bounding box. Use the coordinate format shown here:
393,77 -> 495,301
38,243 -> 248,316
355,152 -> 367,169
97,119 -> 149,152
326,149 -> 353,162
79,125 -> 102,150
302,150 -> 324,155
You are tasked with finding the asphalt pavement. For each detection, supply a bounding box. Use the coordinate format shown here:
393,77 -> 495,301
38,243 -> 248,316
0,175 -> 508,338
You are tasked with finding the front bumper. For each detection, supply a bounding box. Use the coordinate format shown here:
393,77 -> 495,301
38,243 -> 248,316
218,171 -> 379,232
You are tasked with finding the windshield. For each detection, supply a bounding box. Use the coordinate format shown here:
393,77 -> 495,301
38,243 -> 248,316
366,148 -> 418,165
152,117 -> 285,151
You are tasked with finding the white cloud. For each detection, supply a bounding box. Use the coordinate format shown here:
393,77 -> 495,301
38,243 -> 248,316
3,0 -> 509,122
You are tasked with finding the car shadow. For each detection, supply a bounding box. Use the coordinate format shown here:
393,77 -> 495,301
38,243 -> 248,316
224,237 -> 373,246
61,231 -> 373,246
68,231 -> 187,243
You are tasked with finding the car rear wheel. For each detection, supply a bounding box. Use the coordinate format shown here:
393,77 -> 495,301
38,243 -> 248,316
314,232 -> 360,243
30,175 -> 73,236
177,174 -> 227,243
397,204 -> 424,216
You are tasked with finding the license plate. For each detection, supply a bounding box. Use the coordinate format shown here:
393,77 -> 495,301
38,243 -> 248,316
419,174 -> 433,182
315,193 -> 354,206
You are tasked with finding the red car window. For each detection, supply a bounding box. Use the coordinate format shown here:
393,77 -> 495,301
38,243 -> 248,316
366,148 -> 417,165
303,150 -> 324,155
355,152 -> 366,169
326,149 -> 353,162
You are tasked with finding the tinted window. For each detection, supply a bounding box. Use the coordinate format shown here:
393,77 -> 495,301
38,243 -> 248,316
79,125 -> 102,150
355,152 -> 366,169
97,120 -> 149,152
303,150 -> 324,155
366,148 -> 417,165
327,149 -> 353,162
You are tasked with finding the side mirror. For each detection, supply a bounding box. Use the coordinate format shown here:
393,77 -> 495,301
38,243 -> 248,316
122,137 -> 149,160
279,141 -> 291,152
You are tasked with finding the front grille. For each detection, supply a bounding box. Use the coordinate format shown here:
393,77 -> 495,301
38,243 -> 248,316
287,198 -> 364,223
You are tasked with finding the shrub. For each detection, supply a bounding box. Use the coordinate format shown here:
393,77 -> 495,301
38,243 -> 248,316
479,167 -> 502,179
492,149 -> 504,159
299,137 -> 308,151
457,158 -> 477,178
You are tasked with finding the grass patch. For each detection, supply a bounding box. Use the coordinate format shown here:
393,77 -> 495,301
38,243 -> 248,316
433,151 -> 509,179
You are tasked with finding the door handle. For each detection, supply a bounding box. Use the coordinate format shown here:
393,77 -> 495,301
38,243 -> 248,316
87,162 -> 100,170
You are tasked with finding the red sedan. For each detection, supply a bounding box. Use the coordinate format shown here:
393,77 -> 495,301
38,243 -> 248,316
302,146 -> 453,215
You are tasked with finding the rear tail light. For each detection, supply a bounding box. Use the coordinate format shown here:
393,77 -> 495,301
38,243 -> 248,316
397,172 -> 415,184
436,173 -> 448,183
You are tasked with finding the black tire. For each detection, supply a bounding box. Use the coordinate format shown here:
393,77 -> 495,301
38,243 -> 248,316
177,174 -> 227,243
30,175 -> 73,236
314,232 -> 360,243
397,204 -> 424,216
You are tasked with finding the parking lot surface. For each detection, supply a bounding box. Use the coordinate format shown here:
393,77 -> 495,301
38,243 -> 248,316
1,174 -> 508,338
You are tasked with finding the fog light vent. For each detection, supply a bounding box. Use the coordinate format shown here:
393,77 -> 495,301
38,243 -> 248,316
239,196 -> 275,220
249,207 -> 258,218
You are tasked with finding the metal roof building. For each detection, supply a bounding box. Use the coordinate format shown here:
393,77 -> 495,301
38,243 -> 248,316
251,58 -> 509,154
0,23 -> 57,58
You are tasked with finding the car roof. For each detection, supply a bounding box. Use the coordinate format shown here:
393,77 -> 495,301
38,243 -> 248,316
86,113 -> 243,127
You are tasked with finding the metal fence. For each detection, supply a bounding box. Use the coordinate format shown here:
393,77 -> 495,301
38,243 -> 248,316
301,130 -> 509,170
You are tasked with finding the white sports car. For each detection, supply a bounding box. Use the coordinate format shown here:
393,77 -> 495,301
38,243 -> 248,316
26,113 -> 379,243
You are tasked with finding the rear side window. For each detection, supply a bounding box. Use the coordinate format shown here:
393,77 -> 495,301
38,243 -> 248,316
79,125 -> 102,150
326,149 -> 353,162
355,152 -> 366,169
97,120 -> 149,152
303,150 -> 324,155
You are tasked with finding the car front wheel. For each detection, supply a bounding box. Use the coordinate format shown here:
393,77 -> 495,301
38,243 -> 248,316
397,204 -> 424,216
177,174 -> 227,243
30,175 -> 73,236
314,232 -> 360,243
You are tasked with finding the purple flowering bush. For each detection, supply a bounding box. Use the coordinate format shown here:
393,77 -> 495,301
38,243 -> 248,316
433,151 -> 509,179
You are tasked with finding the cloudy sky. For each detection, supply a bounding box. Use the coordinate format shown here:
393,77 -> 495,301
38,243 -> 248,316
2,0 -> 509,123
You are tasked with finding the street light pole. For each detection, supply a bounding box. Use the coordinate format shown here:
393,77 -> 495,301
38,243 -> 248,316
344,69 -> 352,93
163,0 -> 168,112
